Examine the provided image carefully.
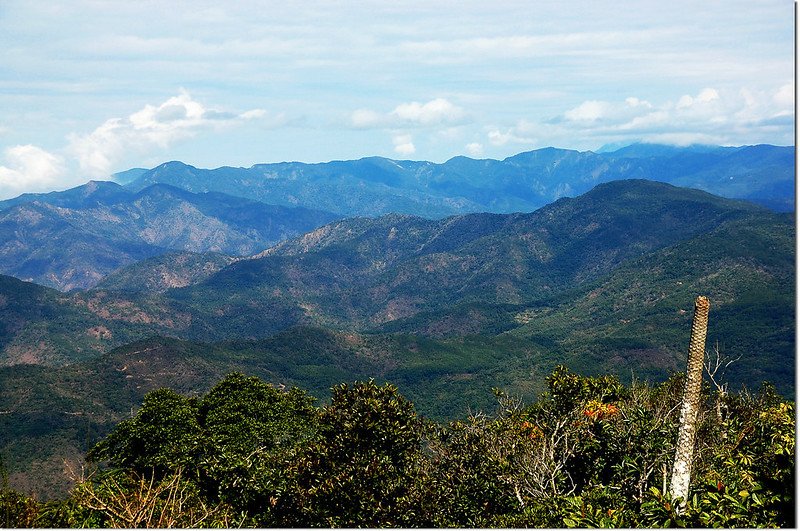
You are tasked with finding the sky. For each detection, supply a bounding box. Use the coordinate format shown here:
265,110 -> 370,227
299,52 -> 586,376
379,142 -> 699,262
0,0 -> 794,199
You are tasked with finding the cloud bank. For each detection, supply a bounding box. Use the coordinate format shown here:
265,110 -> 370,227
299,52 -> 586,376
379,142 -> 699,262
392,134 -> 416,156
0,92 -> 269,198
351,98 -> 467,129
350,98 -> 468,157
68,91 -> 268,177
0,0 -> 791,187
0,145 -> 66,198
488,85 -> 793,150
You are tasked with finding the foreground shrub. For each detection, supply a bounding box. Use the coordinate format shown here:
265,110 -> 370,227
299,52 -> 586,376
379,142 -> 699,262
62,367 -> 795,528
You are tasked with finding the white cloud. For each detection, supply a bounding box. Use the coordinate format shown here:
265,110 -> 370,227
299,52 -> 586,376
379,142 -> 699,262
465,142 -> 484,157
484,82 -> 794,152
350,98 -> 468,157
350,98 -> 467,129
773,83 -> 794,107
0,144 -> 66,198
0,92 -> 277,199
641,132 -> 721,146
0,0 -> 791,174
488,121 -> 537,146
392,134 -> 416,156
616,110 -> 670,131
564,100 -> 609,122
240,109 -> 267,120
391,98 -> 466,126
676,88 -> 719,110
676,94 -> 695,110
350,108 -> 385,128
696,88 -> 720,103
397,28 -> 681,64
67,91 -> 268,177
625,97 -> 652,109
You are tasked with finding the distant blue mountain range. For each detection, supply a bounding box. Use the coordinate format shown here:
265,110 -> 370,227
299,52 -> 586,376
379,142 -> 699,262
118,143 -> 795,216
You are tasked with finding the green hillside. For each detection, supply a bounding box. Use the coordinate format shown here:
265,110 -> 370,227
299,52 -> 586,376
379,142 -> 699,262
166,180 -> 767,334
0,329 -> 555,497
95,251 -> 237,293
0,180 -> 790,374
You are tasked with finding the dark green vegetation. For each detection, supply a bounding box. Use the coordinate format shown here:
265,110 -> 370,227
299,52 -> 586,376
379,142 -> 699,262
124,144 -> 794,217
0,329 -> 559,497
1,369 -> 794,527
0,181 -> 339,290
0,180 -> 792,381
0,179 -> 793,500
94,251 -> 237,293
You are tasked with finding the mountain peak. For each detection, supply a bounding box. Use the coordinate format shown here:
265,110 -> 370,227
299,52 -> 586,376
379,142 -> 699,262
82,179 -> 123,193
156,160 -> 196,170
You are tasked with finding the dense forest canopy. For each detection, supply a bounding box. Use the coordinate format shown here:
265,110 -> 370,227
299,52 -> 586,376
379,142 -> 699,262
1,367 -> 794,528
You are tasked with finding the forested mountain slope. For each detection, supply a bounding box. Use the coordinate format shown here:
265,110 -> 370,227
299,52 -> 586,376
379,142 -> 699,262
165,180 -> 773,336
0,180 -> 790,394
0,182 -> 339,290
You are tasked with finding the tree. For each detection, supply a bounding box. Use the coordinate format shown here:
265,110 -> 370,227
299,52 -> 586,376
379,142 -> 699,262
275,380 -> 423,527
74,369 -> 794,528
87,388 -> 203,475
196,373 -> 318,520
86,372 -> 319,525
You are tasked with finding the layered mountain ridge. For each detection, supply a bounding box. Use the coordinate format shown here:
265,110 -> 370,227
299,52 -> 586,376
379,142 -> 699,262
123,143 -> 795,216
0,182 -> 340,290
0,180 -> 791,388
0,143 -> 791,291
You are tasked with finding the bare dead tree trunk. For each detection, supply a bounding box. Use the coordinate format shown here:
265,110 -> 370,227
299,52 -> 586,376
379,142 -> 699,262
669,295 -> 710,511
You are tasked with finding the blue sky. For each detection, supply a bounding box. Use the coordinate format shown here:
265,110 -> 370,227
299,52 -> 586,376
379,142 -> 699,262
0,0 -> 794,199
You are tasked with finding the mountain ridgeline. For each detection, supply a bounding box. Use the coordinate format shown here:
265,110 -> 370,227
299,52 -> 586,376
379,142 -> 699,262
124,143 -> 794,216
0,144 -> 791,291
0,181 -> 340,290
0,180 -> 792,390
168,180 -> 771,332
